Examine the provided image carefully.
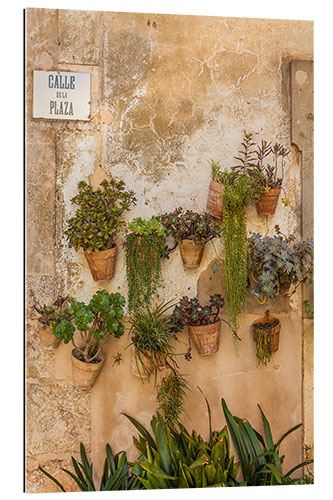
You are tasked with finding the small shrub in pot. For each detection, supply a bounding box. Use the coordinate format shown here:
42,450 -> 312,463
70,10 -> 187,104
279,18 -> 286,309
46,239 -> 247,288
158,208 -> 222,268
65,178 -> 136,280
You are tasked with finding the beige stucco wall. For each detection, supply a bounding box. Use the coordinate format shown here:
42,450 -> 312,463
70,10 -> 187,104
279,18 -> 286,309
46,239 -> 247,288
25,8 -> 313,492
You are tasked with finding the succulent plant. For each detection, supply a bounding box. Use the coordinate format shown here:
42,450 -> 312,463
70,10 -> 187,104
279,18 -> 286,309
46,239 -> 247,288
171,294 -> 224,328
248,228 -> 314,303
158,207 -> 222,244
65,178 -> 136,253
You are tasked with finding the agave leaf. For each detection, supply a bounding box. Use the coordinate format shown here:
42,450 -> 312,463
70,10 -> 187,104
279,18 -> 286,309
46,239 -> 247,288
221,399 -> 249,478
122,413 -> 156,449
205,463 -> 216,485
139,461 -> 178,480
38,466 -> 66,492
189,454 -> 209,469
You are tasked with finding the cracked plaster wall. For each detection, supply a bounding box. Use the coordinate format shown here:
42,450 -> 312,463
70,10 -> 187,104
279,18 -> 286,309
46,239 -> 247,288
25,8 -> 313,492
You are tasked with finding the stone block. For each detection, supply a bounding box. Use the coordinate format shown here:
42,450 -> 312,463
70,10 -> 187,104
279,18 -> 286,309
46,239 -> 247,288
26,383 -> 91,455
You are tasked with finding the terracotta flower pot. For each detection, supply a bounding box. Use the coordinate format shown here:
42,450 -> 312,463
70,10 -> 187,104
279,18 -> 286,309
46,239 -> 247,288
39,326 -> 60,348
130,346 -> 154,380
206,180 -> 224,219
256,188 -> 281,216
252,312 -> 281,365
179,239 -> 205,268
189,320 -> 221,356
84,246 -> 117,281
71,349 -> 105,388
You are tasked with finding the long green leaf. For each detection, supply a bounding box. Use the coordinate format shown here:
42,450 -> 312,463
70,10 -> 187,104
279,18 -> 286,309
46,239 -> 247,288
189,454 -> 209,469
258,404 -> 274,449
275,423 -> 302,450
198,386 -> 213,448
140,461 -> 178,480
265,463 -> 283,484
284,458 -> 314,477
61,467 -> 89,491
79,443 -> 95,490
38,466 -> 66,492
221,399 -> 249,478
122,413 -> 156,449
155,417 -> 172,475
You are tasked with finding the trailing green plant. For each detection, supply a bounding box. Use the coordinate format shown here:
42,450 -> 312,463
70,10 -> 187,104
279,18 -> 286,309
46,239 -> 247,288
158,207 -> 222,243
124,392 -> 239,488
33,294 -> 73,332
252,311 -> 280,366
248,227 -> 314,304
156,372 -> 190,429
39,442 -> 142,491
221,173 -> 255,344
65,178 -> 136,253
124,216 -> 168,312
54,290 -> 126,363
221,398 -> 313,486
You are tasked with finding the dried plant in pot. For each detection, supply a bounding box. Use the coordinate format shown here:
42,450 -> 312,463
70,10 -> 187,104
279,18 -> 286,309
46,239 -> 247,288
54,290 -> 126,388
65,178 -> 136,281
252,310 -> 281,366
158,208 -> 222,268
124,217 -> 169,313
171,294 -> 237,356
128,300 -> 180,382
206,160 -> 225,219
247,226 -> 314,305
33,295 -> 73,348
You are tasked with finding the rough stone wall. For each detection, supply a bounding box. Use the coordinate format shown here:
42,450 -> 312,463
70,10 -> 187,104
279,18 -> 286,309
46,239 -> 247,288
25,8 -> 313,492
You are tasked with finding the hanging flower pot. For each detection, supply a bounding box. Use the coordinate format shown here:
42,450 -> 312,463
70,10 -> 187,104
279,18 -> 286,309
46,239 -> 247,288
252,310 -> 280,366
84,246 -> 117,281
39,326 -> 60,348
256,188 -> 281,216
179,239 -> 205,268
189,320 -> 221,356
206,181 -> 224,219
71,349 -> 105,388
130,346 -> 154,380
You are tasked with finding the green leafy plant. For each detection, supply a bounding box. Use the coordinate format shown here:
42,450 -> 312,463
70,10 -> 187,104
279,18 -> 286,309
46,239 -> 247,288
33,295 -> 73,332
248,228 -> 314,304
156,373 -> 189,429
221,398 -> 313,486
124,392 -> 239,488
252,311 -> 280,366
158,207 -> 222,244
129,300 -> 179,381
39,442 -> 142,491
54,290 -> 126,363
124,216 -> 168,312
65,178 -> 136,253
303,299 -> 314,315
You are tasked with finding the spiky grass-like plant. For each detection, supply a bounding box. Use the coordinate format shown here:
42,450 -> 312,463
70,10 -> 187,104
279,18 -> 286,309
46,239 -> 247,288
156,372 -> 189,428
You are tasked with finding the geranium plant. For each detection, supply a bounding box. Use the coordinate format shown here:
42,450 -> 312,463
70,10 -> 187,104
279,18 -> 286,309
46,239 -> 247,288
158,208 -> 222,243
248,226 -> 314,303
54,290 -> 126,363
65,178 -> 136,253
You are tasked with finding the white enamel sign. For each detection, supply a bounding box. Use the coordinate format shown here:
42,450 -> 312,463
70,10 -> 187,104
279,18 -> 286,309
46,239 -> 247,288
33,70 -> 91,121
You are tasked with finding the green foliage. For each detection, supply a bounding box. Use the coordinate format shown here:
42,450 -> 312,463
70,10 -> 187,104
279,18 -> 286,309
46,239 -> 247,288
39,442 -> 142,491
171,294 -> 224,327
65,178 -> 136,253
159,207 -> 222,243
55,290 -> 125,363
129,300 -> 179,381
125,217 -> 168,312
248,229 -> 314,303
221,398 -> 313,486
304,299 -> 314,315
157,373 -> 189,428
33,295 -> 73,335
253,327 -> 276,366
222,174 -> 254,344
124,399 -> 239,488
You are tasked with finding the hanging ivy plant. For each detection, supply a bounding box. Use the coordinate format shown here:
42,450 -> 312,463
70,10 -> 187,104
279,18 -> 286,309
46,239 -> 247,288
124,217 -> 169,312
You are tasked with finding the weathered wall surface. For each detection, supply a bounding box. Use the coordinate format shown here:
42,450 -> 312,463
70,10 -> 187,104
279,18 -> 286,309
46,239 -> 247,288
25,8 -> 313,492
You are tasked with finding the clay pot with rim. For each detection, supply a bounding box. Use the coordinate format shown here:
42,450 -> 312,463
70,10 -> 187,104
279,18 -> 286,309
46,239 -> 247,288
130,346 -> 154,380
251,311 -> 281,365
179,239 -> 205,268
206,181 -> 224,219
189,320 -> 221,356
84,245 -> 117,281
71,349 -> 105,388
256,188 -> 281,216
39,326 -> 60,348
